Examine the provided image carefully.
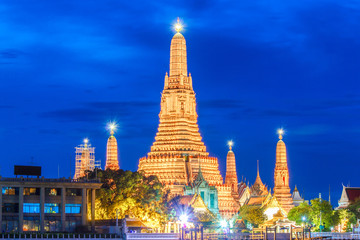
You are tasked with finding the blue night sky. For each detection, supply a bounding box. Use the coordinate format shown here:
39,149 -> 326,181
1,0 -> 359,203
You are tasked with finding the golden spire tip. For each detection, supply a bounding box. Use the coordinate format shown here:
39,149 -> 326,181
227,140 -> 233,151
174,17 -> 183,33
107,122 -> 117,135
277,128 -> 284,140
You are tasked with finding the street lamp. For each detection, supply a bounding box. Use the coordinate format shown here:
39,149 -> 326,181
180,214 -> 188,225
220,219 -> 228,229
302,216 -> 306,228
179,214 -> 188,240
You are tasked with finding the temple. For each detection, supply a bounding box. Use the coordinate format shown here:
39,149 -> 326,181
292,185 -> 305,207
138,19 -> 297,220
225,141 -> 238,193
74,139 -> 95,179
105,123 -> 120,170
273,129 -> 294,212
138,19 -> 223,196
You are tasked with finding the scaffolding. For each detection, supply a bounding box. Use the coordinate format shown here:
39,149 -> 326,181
73,139 -> 100,179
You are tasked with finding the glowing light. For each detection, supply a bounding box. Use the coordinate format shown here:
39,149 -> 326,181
278,129 -> 284,135
220,219 -> 228,228
107,122 -> 117,135
277,128 -> 284,139
83,138 -> 89,144
302,216 -> 306,221
174,17 -> 183,33
179,214 -> 188,224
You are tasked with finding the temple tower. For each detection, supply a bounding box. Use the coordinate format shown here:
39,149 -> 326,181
225,141 -> 238,193
105,123 -> 119,170
138,19 -> 223,195
274,129 -> 294,212
74,138 -> 95,179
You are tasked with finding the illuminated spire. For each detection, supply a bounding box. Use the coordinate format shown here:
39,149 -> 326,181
251,160 -> 268,196
228,140 -> 234,151
105,122 -> 119,171
274,128 -> 293,212
170,18 -> 187,77
174,17 -> 183,33
254,160 -> 264,186
225,141 -> 238,192
108,122 -> 117,136
83,138 -> 89,148
278,128 -> 284,140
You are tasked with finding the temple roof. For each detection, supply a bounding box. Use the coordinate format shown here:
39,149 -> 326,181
346,188 -> 360,201
250,161 -> 268,196
292,185 -> 304,201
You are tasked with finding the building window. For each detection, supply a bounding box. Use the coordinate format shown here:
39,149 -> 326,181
23,217 -> 40,232
46,188 -> 61,196
2,187 -> 19,195
45,203 -> 60,213
66,189 -> 82,196
23,203 -> 40,213
24,188 -> 40,196
210,193 -> 215,209
65,217 -> 81,232
65,204 -> 81,214
2,203 -> 19,213
2,216 -> 18,233
45,219 -> 62,232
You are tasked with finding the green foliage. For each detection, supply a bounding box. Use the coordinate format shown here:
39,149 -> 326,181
335,209 -> 357,232
347,198 -> 360,221
309,199 -> 335,232
287,202 -> 311,225
86,169 -> 170,228
239,205 -> 266,227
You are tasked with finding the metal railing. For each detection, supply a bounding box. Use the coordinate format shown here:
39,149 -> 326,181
126,233 -> 179,239
0,233 -> 120,239
0,177 -> 100,183
310,232 -> 360,239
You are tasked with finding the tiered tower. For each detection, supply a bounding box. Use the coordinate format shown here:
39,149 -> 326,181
274,129 -> 294,212
138,19 -> 223,195
225,141 -> 238,193
74,138 -> 95,179
105,123 -> 119,170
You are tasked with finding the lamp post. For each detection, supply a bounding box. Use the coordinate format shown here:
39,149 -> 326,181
220,219 -> 229,239
302,216 -> 306,227
180,214 -> 188,240
319,193 -> 322,233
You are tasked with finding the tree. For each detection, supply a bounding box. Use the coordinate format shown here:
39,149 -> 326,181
335,209 -> 357,232
309,199 -> 335,232
239,205 -> 266,227
288,202 -> 311,225
347,198 -> 360,221
86,169 -> 170,229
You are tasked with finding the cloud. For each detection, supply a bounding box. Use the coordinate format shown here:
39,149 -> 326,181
39,101 -> 158,123
198,99 -> 244,109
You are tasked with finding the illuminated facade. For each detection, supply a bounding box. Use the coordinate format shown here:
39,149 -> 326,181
74,139 -> 95,179
0,177 -> 101,233
105,127 -> 119,171
138,24 -> 223,195
273,131 -> 294,213
225,142 -> 238,193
